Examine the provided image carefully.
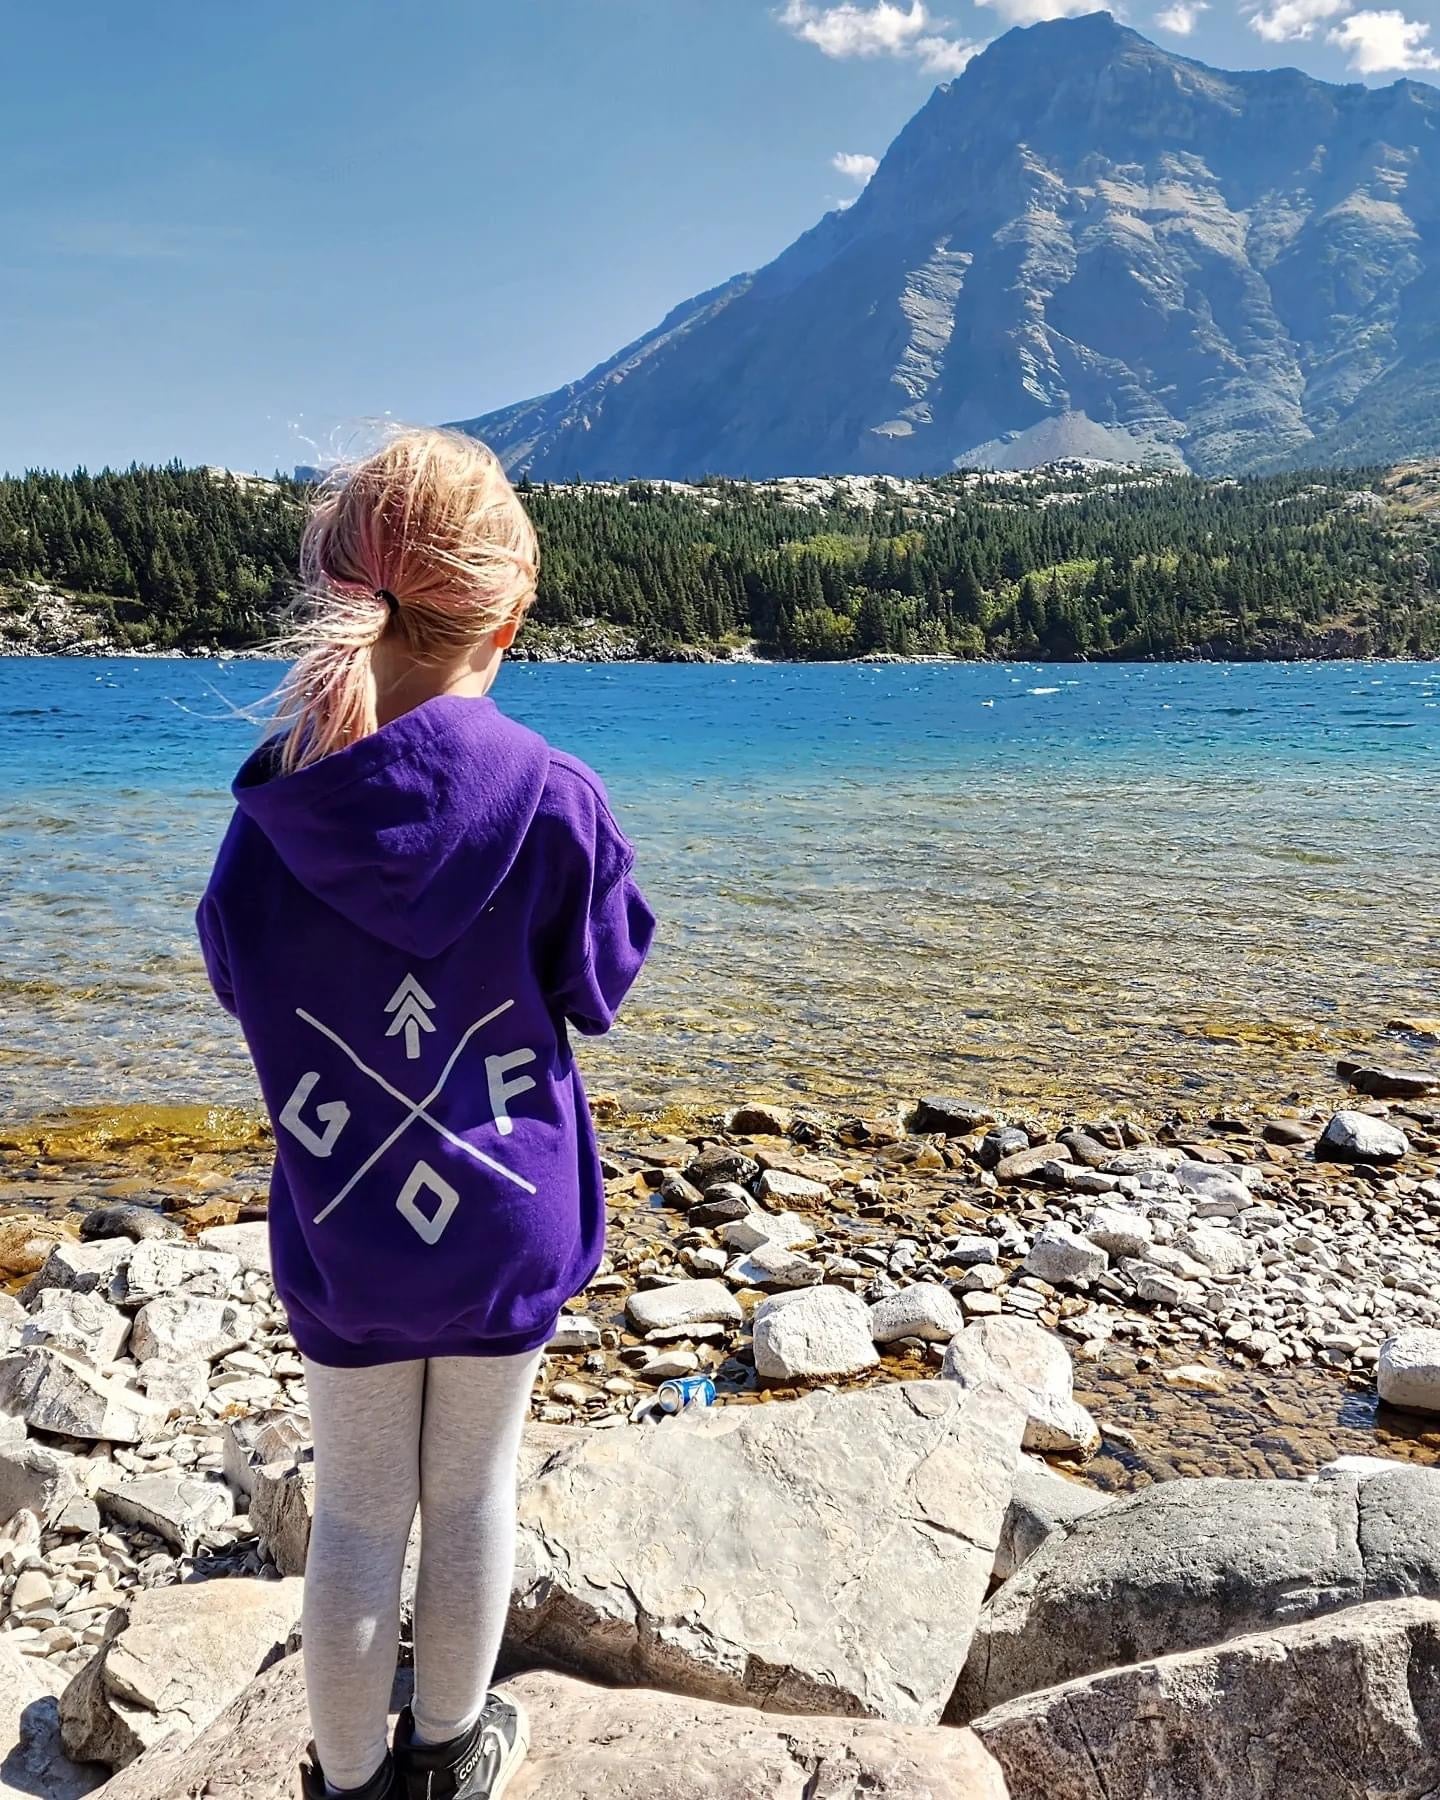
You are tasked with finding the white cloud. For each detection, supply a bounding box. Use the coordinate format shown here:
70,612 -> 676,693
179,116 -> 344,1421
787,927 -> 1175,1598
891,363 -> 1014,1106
780,0 -> 931,57
832,150 -> 880,182
1327,7 -> 1440,68
1243,0 -> 1345,41
780,1 -> 981,75
1155,0 -> 1208,33
916,32 -> 984,69
971,0 -> 1099,24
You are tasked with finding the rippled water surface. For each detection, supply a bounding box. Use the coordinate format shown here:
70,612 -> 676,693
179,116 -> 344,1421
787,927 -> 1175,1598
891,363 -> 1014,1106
1,657 -> 1436,1125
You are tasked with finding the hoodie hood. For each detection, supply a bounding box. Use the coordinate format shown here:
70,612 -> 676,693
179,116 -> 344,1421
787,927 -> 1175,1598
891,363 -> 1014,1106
233,694 -> 551,958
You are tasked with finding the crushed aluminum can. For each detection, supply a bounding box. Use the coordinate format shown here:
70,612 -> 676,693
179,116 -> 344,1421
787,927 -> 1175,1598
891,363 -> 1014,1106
656,1375 -> 717,1415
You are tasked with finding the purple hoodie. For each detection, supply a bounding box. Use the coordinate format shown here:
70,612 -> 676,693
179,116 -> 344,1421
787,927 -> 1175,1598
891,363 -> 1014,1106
196,694 -> 654,1368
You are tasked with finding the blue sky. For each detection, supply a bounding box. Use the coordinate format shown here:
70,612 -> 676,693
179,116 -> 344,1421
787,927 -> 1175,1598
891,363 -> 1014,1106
3,0 -> 1437,475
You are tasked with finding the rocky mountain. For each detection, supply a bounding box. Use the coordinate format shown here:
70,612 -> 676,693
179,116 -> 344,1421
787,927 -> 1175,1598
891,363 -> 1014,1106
452,13 -> 1440,478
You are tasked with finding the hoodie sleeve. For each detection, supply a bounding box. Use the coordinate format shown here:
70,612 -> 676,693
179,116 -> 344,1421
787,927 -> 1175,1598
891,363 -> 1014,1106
543,762 -> 656,1036
195,893 -> 238,1017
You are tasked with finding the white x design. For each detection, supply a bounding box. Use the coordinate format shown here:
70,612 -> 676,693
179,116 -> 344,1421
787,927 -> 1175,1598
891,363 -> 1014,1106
295,1001 -> 538,1225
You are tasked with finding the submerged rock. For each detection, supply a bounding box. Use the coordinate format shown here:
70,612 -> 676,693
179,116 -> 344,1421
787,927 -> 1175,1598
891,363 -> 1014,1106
510,1380 -> 1024,1722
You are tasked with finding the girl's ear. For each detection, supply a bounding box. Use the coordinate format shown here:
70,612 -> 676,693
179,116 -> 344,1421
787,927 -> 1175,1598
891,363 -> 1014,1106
493,618 -> 520,651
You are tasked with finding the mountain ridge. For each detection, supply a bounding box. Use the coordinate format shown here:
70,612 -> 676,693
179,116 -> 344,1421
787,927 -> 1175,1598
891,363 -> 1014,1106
453,14 -> 1440,480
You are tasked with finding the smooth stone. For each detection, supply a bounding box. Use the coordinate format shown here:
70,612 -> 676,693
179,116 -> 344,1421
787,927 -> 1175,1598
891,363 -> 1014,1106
1023,1227 -> 1107,1287
1319,1111 -> 1409,1165
911,1098 -> 996,1137
1378,1329 -> 1440,1413
942,1317 -> 1098,1460
729,1244 -> 824,1291
80,1207 -> 181,1246
624,1281 -> 742,1335
995,1145 -> 1073,1184
751,1286 -> 880,1382
869,1283 -> 966,1345
1178,1223 -> 1255,1275
1079,1207 -> 1152,1259
755,1169 -> 831,1208
716,1211 -> 816,1254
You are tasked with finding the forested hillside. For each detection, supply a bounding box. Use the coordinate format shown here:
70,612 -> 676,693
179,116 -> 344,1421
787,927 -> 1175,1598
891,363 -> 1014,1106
1,461 -> 1436,662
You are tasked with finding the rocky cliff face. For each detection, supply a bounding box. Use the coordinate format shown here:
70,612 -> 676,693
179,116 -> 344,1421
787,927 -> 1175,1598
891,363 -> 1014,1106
453,13 -> 1440,478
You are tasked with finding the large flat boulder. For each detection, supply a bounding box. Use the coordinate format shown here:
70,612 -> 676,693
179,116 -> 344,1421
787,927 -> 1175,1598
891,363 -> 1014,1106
510,1379 -> 1025,1722
59,1576 -> 303,1770
973,1597 -> 1440,1800
955,1468 -> 1440,1720
98,1659 -> 1008,1800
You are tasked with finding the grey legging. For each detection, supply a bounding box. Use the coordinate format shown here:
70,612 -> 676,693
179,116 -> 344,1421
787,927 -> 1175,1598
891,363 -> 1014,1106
302,1351 -> 540,1792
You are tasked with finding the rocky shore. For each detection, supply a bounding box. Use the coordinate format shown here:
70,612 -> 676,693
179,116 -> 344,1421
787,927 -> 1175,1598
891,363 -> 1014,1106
0,1055 -> 1437,1794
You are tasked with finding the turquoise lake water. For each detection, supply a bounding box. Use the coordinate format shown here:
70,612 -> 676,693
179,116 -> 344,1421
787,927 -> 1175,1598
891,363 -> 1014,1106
1,656 -> 1436,1125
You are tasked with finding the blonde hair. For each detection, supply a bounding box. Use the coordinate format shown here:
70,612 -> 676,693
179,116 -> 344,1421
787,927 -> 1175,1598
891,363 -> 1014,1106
272,427 -> 538,772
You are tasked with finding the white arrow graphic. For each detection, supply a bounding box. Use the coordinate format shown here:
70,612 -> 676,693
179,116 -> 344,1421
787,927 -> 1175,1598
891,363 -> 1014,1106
385,973 -> 437,1061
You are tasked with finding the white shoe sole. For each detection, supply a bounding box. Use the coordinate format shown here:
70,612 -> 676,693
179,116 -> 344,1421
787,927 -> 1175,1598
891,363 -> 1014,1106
484,1697 -> 529,1799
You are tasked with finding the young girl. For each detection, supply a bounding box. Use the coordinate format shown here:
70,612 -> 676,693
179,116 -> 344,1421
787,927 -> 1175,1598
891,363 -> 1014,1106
196,428 -> 654,1800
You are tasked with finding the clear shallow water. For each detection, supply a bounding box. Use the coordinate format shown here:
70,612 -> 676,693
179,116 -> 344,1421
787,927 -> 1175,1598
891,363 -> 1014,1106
1,657 -> 1436,1125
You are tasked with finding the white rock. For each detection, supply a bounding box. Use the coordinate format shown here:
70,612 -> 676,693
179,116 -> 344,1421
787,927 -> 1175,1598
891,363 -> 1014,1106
1023,1227 -> 1108,1287
729,1244 -> 823,1291
0,1437 -> 80,1529
1321,1111 -> 1409,1164
0,1349 -> 169,1445
1178,1224 -> 1255,1276
23,1241 -> 132,1306
869,1284 -> 966,1345
196,1223 -> 271,1275
96,1472 -> 233,1553
752,1287 -> 880,1382
717,1212 -> 816,1254
1173,1162 -> 1255,1209
1080,1207 -> 1153,1260
59,1577 -> 303,1770
139,1360 -> 212,1418
121,1242 -> 241,1306
130,1297 -> 252,1365
546,1316 -> 602,1353
0,1636 -> 98,1797
22,1290 -> 131,1366
624,1281 -> 742,1335
755,1169 -> 831,1207
1378,1330 -> 1440,1413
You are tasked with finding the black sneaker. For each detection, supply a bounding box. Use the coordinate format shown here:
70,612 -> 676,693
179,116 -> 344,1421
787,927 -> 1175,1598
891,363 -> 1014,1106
300,1744 -> 398,1798
393,1694 -> 530,1799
